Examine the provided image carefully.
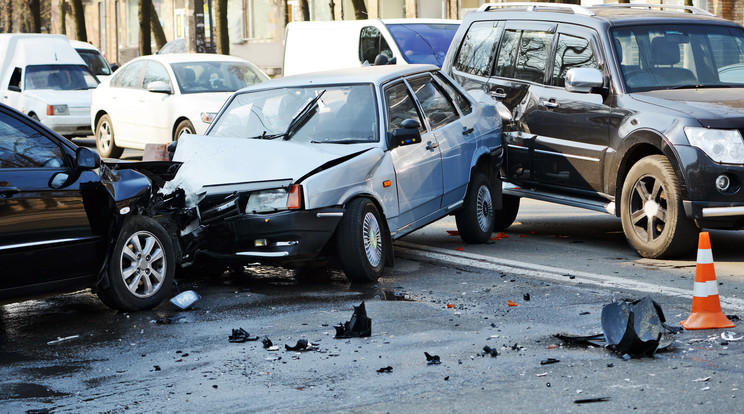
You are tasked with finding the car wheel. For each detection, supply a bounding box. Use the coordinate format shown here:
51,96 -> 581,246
97,215 -> 175,311
174,120 -> 195,140
96,114 -> 123,159
29,113 -> 40,121
620,155 -> 698,259
493,194 -> 520,231
456,173 -> 495,243
336,198 -> 387,283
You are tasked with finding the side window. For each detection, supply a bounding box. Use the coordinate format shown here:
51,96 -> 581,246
142,61 -> 171,88
552,34 -> 599,87
435,73 -> 472,115
408,75 -> 459,131
8,68 -> 22,91
385,82 -> 425,133
494,30 -> 520,78
359,26 -> 392,64
111,61 -> 146,88
0,113 -> 65,168
514,30 -> 553,83
454,21 -> 501,77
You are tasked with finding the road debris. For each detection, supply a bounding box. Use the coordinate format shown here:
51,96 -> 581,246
446,230 -> 459,236
285,339 -> 314,351
694,376 -> 711,382
334,302 -> 371,338
153,316 -> 190,324
47,335 -> 79,345
425,352 -> 441,365
507,300 -> 518,307
574,397 -> 610,404
523,293 -> 531,301
262,337 -> 274,348
540,358 -> 559,365
377,366 -> 393,373
170,290 -> 200,310
228,328 -> 259,343
482,345 -> 499,357
721,331 -> 743,341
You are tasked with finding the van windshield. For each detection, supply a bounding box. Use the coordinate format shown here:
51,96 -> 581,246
386,23 -> 458,67
612,24 -> 744,91
76,49 -> 111,76
25,65 -> 99,90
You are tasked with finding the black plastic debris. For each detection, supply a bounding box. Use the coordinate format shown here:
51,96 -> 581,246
285,339 -> 310,351
335,302 -> 372,338
554,333 -> 604,347
540,358 -> 560,365
154,316 -> 189,324
262,337 -> 273,349
574,397 -> 610,404
482,345 -> 499,357
425,352 -> 441,365
523,293 -> 531,301
228,328 -> 259,343
601,296 -> 673,357
377,366 -> 393,373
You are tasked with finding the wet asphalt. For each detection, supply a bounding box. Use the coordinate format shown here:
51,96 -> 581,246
1,252 -> 742,413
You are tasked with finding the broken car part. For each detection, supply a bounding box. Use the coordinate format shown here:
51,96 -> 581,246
335,302 -> 372,338
170,290 -> 201,310
228,328 -> 259,343
425,352 -> 441,365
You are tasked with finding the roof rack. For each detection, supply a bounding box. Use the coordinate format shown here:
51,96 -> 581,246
591,3 -> 714,16
478,2 -> 595,16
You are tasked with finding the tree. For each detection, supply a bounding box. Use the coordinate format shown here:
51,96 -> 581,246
148,0 -> 167,50
4,0 -> 13,32
214,0 -> 229,54
139,0 -> 151,55
58,0 -> 66,34
28,0 -> 41,32
71,0 -> 86,41
350,0 -> 367,19
299,0 -> 309,21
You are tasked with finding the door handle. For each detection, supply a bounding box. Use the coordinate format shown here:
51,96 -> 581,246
426,141 -> 439,150
489,88 -> 507,99
0,187 -> 20,198
541,99 -> 559,108
462,127 -> 474,135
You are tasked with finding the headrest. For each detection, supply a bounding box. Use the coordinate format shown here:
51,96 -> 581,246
651,37 -> 681,66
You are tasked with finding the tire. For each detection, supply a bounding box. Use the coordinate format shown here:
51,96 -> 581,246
336,198 -> 387,283
97,215 -> 175,311
29,113 -> 40,121
620,155 -> 698,259
456,173 -> 496,243
96,114 -> 123,159
174,120 -> 195,140
493,194 -> 520,231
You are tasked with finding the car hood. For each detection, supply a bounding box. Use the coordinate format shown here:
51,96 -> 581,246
161,134 -> 375,206
23,89 -> 92,107
631,89 -> 744,129
177,91 -> 233,110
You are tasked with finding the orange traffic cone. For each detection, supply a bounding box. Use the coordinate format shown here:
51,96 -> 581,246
680,232 -> 734,330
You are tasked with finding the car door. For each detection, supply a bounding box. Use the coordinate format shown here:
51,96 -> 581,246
530,25 -> 610,192
449,20 -> 503,97
384,80 -> 443,232
0,108 -> 99,290
106,60 -> 146,143
137,60 -> 174,143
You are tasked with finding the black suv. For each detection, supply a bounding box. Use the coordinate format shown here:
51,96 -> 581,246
443,3 -> 744,258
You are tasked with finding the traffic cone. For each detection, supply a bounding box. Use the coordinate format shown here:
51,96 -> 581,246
680,232 -> 734,330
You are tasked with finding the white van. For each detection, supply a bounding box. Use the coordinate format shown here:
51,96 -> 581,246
282,19 -> 459,76
0,34 -> 99,137
70,40 -> 114,82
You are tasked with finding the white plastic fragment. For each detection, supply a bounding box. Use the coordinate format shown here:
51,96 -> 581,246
721,331 -> 743,341
693,376 -> 711,382
47,335 -> 79,345
170,290 -> 201,310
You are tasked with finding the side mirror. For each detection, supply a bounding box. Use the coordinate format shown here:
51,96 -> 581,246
76,147 -> 101,169
110,63 -> 119,72
388,118 -> 422,149
565,68 -> 603,93
147,81 -> 172,94
7,85 -> 20,92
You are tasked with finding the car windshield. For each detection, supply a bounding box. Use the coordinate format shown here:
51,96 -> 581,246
77,49 -> 111,76
209,84 -> 379,143
386,23 -> 458,66
171,61 -> 268,94
25,64 -> 99,90
612,24 -> 744,91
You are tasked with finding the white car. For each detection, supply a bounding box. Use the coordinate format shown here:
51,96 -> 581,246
90,53 -> 269,158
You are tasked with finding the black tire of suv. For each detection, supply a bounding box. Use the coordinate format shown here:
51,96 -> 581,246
620,155 -> 698,259
336,198 -> 386,283
493,194 -> 520,231
456,173 -> 496,243
97,215 -> 176,311
96,114 -> 124,159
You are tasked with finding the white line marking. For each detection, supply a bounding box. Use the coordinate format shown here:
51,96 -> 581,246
395,241 -> 744,311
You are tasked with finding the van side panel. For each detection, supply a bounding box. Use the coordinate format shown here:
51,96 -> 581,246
283,22 -> 364,77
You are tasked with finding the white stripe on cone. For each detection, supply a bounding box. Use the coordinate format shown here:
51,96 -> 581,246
697,248 -> 713,264
693,280 -> 719,297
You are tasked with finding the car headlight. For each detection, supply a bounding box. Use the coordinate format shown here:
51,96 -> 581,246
246,189 -> 289,213
684,127 -> 744,164
201,112 -> 217,123
46,104 -> 69,116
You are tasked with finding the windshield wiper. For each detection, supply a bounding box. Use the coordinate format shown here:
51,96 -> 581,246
283,90 -> 325,141
311,139 -> 373,144
667,84 -> 732,90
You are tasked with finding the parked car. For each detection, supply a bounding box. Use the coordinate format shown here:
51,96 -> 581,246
0,34 -> 99,137
0,102 -> 177,311
159,65 -> 503,282
70,39 -> 115,81
283,19 -> 460,76
90,53 -> 269,158
443,3 -> 744,259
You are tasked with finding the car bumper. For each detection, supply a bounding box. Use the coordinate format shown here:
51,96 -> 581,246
195,207 -> 345,261
44,115 -> 93,137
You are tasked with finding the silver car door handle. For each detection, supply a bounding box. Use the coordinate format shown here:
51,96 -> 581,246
426,141 -> 439,150
489,89 -> 507,99
542,99 -> 559,108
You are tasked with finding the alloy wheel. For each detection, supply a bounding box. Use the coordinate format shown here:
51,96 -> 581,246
119,230 -> 167,298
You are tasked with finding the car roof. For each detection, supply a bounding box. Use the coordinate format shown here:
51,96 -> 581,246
69,40 -> 99,51
243,64 -> 440,91
129,53 -> 252,65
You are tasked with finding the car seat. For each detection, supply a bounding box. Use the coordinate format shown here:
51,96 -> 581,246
649,37 -> 697,85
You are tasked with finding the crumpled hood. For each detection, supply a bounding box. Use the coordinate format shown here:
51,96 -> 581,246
23,89 -> 92,107
161,134 -> 374,206
632,89 -> 744,129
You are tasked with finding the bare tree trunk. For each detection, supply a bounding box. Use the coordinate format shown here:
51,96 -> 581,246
299,0 -> 309,20
139,0 -> 151,55
214,0 -> 229,54
71,0 -> 86,41
329,0 -> 335,20
3,0 -> 12,32
28,0 -> 41,32
618,0 -> 630,3
148,0 -> 167,50
350,0 -> 367,19
59,0 -> 66,34
284,0 -> 289,26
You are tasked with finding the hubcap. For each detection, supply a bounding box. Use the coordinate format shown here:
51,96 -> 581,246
98,121 -> 111,153
362,212 -> 383,268
629,176 -> 668,243
120,230 -> 166,298
475,185 -> 494,232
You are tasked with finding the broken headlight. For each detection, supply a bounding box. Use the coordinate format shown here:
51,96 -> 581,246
246,189 -> 289,213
